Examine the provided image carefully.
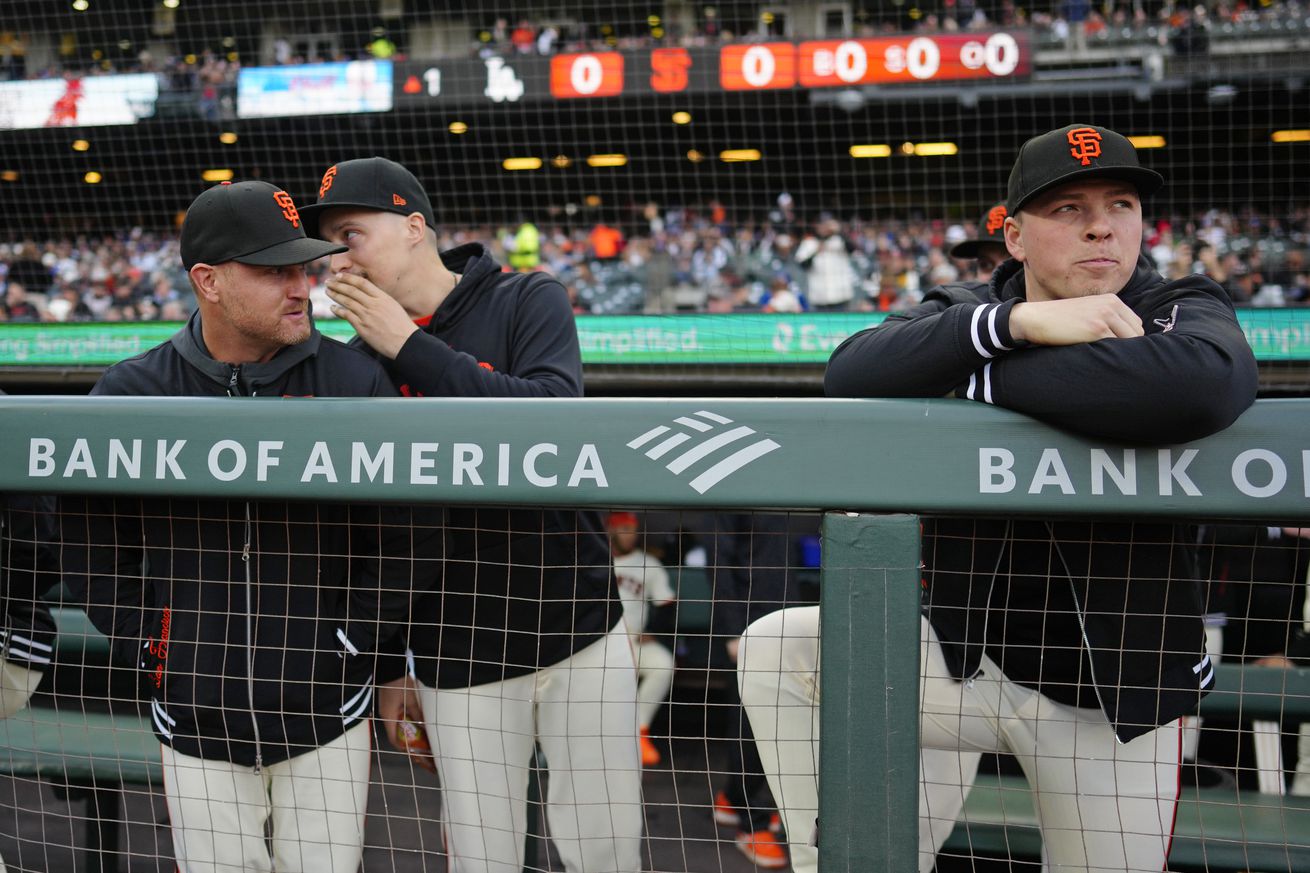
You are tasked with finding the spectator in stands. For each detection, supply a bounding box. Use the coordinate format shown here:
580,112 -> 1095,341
1,282 -> 41,322
505,218 -> 540,272
743,123 -> 1259,873
304,156 -> 642,873
61,180 -> 434,873
795,217 -> 857,311
590,220 -> 625,261
608,512 -> 677,767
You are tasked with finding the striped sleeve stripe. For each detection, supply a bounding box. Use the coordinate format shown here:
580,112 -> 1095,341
968,303 -> 1012,359
964,362 -> 995,405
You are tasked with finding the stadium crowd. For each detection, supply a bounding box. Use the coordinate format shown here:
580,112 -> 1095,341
1,0 -> 1304,82
1,205 -> 1306,325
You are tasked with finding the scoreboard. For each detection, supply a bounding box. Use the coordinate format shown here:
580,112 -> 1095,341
395,30 -> 1032,107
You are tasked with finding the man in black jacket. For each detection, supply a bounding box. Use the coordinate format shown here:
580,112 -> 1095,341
740,124 -> 1258,873
301,158 -> 640,873
62,180 -> 438,873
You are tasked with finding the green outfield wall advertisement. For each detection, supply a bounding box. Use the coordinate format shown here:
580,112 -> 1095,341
0,310 -> 1307,367
1,396 -> 1306,519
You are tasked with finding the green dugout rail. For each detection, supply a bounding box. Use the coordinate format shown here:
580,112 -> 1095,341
1,396 -> 1308,871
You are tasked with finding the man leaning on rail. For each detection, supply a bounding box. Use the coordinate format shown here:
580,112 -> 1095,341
737,123 -> 1259,873
60,180 -> 441,873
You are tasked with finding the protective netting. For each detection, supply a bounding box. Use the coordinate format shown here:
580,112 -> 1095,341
0,2 -> 1307,390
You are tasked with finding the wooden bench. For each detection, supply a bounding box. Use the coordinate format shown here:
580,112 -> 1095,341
941,664 -> 1310,872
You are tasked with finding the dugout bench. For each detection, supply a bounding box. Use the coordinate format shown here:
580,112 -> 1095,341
941,663 -> 1310,872
7,606 -> 1310,873
0,607 -> 161,873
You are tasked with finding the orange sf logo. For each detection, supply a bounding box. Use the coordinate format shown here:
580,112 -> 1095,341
273,191 -> 301,227
1067,127 -> 1102,166
985,205 -> 1007,235
319,165 -> 337,198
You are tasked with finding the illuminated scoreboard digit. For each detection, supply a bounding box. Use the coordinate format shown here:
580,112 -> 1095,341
719,43 -> 798,91
550,52 -> 625,98
799,32 -> 1029,87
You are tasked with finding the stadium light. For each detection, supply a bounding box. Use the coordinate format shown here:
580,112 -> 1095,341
672,111 -> 692,125
163,0 -> 180,8
202,169 -> 235,182
1272,129 -> 1310,143
686,150 -> 704,163
83,171 -> 102,184
850,144 -> 892,158
551,155 -> 572,168
720,149 -> 762,163
72,0 -> 89,10
1,171 -> 18,182
448,121 -> 468,134
1127,135 -> 1166,149
587,154 -> 628,168
912,142 -> 959,157
585,195 -> 602,207
218,131 -> 238,144
502,157 -> 543,171
71,139 -> 90,152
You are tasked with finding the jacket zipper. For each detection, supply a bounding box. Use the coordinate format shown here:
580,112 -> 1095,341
1047,525 -> 1117,743
228,367 -> 266,771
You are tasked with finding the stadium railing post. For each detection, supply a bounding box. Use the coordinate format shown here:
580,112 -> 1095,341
818,511 -> 921,872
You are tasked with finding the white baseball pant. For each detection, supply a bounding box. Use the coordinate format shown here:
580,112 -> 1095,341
0,661 -> 41,720
160,720 -> 371,873
417,620 -> 643,873
739,605 -> 1184,873
632,637 -> 675,730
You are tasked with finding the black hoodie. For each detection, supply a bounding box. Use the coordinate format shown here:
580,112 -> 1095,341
62,313 -> 440,766
825,256 -> 1258,741
356,244 -> 620,689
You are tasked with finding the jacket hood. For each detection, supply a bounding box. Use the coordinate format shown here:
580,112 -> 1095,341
169,310 -> 322,392
993,253 -> 1166,304
432,243 -> 505,327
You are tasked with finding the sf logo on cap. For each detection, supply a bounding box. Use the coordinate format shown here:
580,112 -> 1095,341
273,191 -> 301,228
985,205 -> 1007,235
1067,127 -> 1102,167
319,165 -> 337,198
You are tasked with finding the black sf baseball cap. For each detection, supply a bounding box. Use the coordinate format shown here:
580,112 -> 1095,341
950,202 -> 1009,260
180,181 -> 345,270
1006,124 -> 1164,214
299,157 -> 436,238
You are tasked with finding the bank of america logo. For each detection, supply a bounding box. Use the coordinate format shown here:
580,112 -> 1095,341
626,411 -> 781,494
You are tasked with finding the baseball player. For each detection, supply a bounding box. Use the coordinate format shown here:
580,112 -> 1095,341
948,201 -> 1010,282
608,511 -> 677,767
300,158 -> 641,873
61,181 -> 439,873
740,124 -> 1258,873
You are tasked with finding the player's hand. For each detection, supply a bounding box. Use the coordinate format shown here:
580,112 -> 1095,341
377,676 -> 436,772
326,272 -> 418,360
1008,296 -> 1144,346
